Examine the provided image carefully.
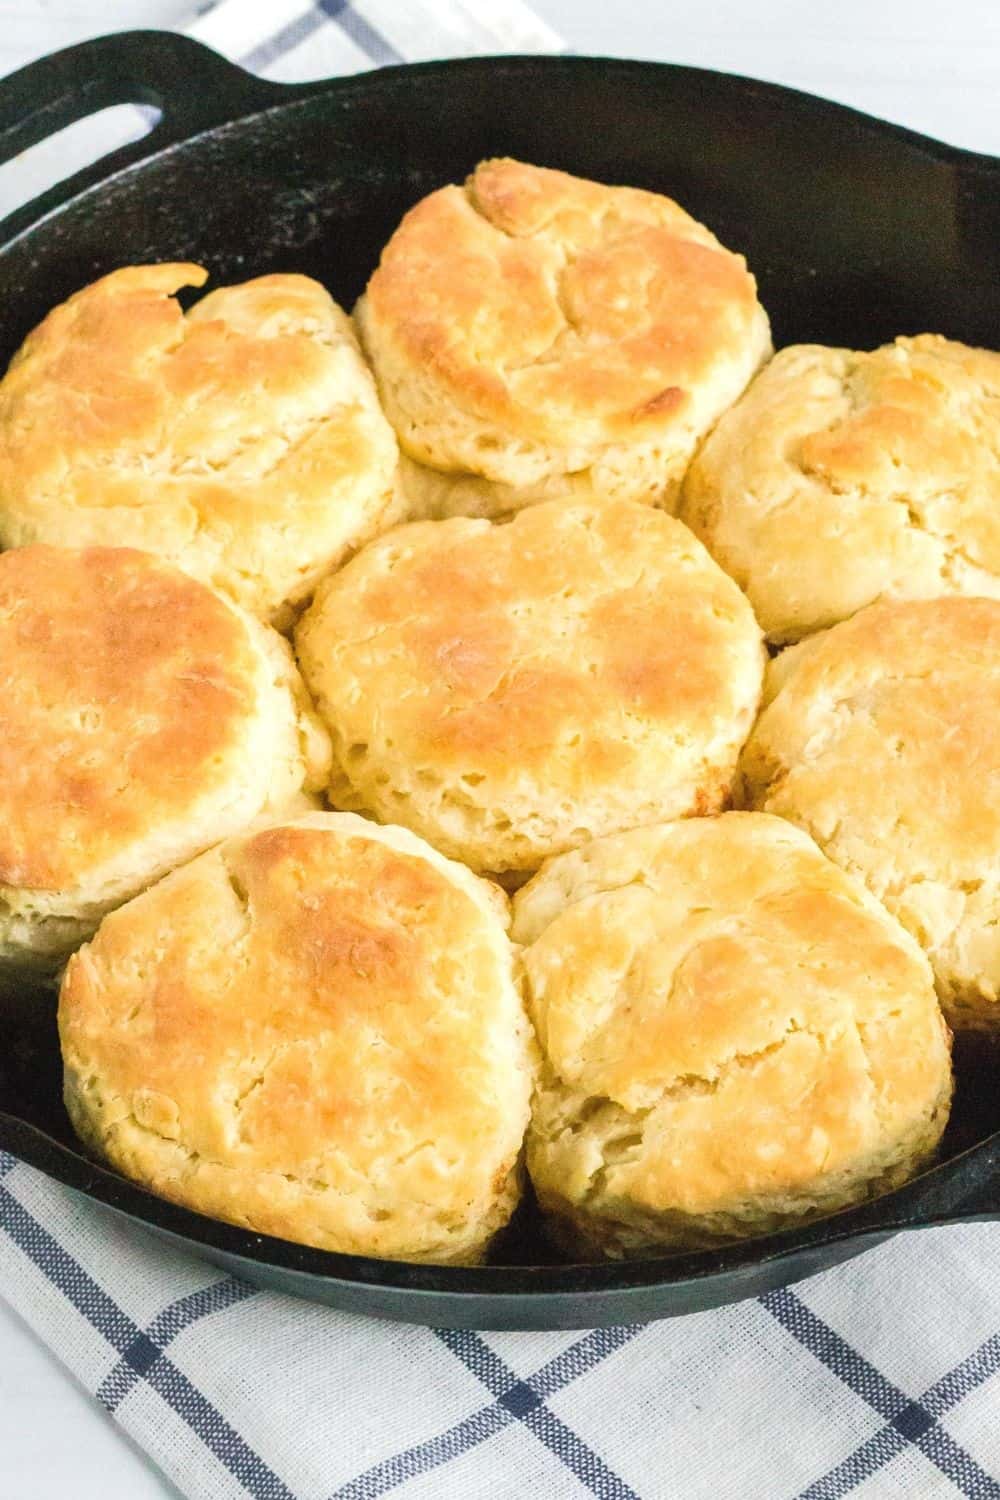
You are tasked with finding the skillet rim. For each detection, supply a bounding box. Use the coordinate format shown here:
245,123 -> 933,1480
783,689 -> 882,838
1,39 -> 999,250
1,1103 -> 997,1299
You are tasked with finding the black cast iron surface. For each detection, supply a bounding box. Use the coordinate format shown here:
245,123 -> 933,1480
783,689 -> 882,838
0,31 -> 998,1328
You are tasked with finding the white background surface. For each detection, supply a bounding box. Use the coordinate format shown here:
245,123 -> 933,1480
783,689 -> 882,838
1,2 -> 999,1496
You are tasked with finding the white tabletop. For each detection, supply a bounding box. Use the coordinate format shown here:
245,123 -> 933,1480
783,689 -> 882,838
1,3 -> 999,1496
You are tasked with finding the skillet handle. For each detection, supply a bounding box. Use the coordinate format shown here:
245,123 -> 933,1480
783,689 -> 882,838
0,30 -> 286,236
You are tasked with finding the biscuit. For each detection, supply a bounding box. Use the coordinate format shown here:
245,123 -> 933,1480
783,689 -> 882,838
0,546 -> 329,975
740,596 -> 1000,1028
512,812 -> 951,1256
0,265 -> 400,622
60,812 -> 534,1263
680,336 -> 1000,643
357,158 -> 771,518
296,498 -> 765,876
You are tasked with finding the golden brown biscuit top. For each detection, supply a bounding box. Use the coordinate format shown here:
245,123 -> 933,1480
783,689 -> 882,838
364,159 -> 764,446
300,497 -> 763,786
0,265 -> 397,617
2,264 -> 337,478
681,336 -> 1000,641
795,335 -> 1000,497
741,597 -> 1000,918
513,813 -> 947,1208
60,816 -> 523,1207
0,545 -> 263,890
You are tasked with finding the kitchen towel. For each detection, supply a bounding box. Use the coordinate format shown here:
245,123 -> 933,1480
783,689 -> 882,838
2,4 -> 1000,1498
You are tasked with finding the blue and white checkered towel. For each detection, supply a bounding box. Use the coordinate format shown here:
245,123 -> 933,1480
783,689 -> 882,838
2,5 -> 1000,1498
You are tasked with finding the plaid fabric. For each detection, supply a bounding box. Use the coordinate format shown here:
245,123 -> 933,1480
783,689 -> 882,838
188,0 -> 563,77
2,4 -> 1000,1497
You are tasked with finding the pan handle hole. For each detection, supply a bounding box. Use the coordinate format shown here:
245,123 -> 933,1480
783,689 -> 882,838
0,103 -> 162,221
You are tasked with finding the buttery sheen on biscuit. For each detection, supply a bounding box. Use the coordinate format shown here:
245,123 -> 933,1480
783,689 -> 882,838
0,546 -> 328,975
680,336 -> 1000,643
296,498 -> 765,876
741,597 -> 1000,1028
0,265 -> 399,621
60,812 -> 534,1263
357,158 -> 771,518
512,813 -> 951,1256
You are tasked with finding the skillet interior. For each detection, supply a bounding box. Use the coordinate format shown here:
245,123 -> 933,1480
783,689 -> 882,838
1,42 -> 999,1327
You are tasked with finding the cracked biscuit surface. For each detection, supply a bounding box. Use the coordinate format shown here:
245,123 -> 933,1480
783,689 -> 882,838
357,158 -> 770,518
296,497 -> 765,877
512,812 -> 951,1256
0,546 -> 329,977
680,336 -> 1000,643
60,812 -> 535,1263
741,597 -> 1000,1028
0,265 -> 400,622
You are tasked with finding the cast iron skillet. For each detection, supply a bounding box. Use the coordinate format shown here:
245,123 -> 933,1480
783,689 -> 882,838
1,30 -> 999,1331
